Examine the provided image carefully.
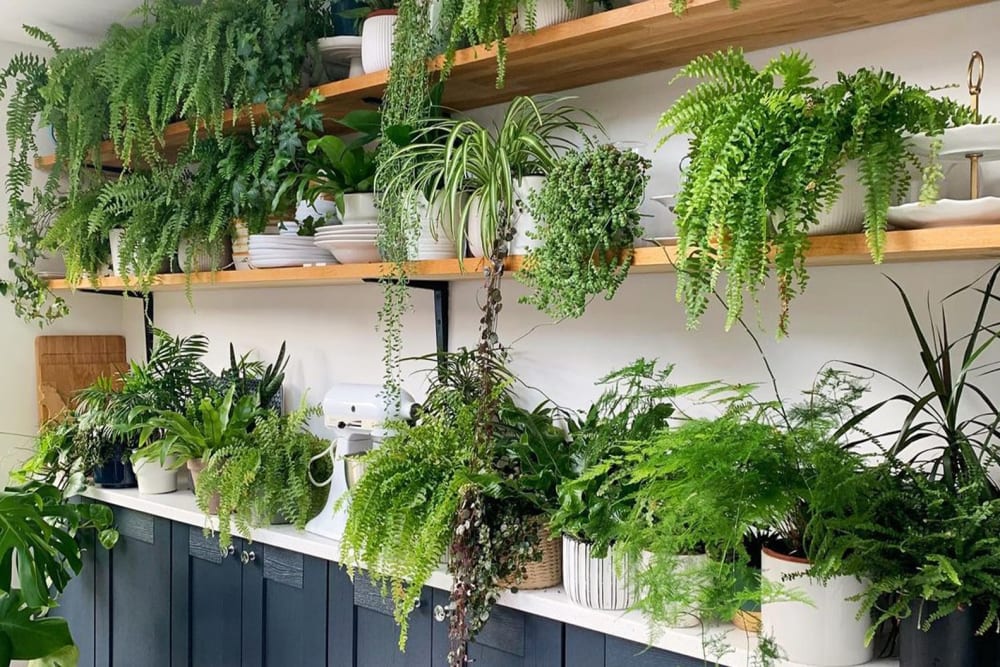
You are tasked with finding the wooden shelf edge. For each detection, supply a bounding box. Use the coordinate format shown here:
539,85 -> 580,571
46,226 -> 1000,294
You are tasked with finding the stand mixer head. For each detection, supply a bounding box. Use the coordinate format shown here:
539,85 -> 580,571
304,383 -> 418,540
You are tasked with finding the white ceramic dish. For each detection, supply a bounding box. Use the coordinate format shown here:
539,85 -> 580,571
887,197 -> 1000,228
249,258 -> 337,269
317,36 -> 363,61
907,124 -> 1000,161
314,239 -> 382,264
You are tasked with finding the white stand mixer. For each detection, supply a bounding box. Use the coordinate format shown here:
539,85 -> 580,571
304,383 -> 418,540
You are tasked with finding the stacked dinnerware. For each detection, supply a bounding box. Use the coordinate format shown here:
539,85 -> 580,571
313,224 -> 381,264
248,234 -> 336,268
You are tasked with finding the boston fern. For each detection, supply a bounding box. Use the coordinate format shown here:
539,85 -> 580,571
659,49 -> 974,335
519,144 -> 650,319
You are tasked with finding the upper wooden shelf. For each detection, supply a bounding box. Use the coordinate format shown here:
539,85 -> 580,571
35,0 -> 989,170
46,226 -> 1000,293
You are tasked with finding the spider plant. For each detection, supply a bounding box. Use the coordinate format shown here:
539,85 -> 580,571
379,95 -> 601,259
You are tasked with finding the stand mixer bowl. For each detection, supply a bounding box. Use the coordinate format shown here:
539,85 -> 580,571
344,454 -> 367,489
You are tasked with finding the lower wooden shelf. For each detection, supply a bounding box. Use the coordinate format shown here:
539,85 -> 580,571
46,225 -> 1000,293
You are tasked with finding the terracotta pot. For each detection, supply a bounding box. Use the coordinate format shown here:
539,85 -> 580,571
186,458 -> 221,515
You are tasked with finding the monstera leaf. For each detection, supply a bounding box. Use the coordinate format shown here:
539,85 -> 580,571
0,590 -> 74,667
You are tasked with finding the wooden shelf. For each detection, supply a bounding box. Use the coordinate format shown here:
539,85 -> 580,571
34,0 -> 988,170
47,226 -> 1000,293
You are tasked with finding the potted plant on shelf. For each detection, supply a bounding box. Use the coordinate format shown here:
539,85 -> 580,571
806,266 -> 1000,666
518,143 -> 650,319
383,95 -> 598,260
657,48 -> 976,336
357,0 -> 399,73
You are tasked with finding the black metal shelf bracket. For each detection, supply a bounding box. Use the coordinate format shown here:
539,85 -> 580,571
362,278 -> 450,355
78,290 -> 155,362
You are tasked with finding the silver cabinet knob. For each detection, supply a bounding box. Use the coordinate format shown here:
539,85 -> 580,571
412,599 -> 422,610
240,550 -> 256,565
225,545 -> 236,558
433,604 -> 449,622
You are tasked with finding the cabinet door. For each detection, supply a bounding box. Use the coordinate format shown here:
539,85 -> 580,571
240,543 -> 328,667
96,507 -> 172,667
431,589 -> 562,667
565,625 -> 705,667
51,528 -> 97,667
171,525 -> 243,667
328,566 -> 433,667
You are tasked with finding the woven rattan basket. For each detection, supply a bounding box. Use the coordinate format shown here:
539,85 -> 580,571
503,524 -> 562,590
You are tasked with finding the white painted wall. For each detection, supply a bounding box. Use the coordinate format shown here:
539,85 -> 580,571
150,3 -> 1000,436
0,40 -> 135,485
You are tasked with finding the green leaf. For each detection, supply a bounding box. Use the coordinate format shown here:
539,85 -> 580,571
0,593 -> 73,661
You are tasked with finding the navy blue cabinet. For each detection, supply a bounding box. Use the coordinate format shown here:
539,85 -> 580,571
328,565 -> 433,666
55,507 -> 714,667
565,625 -> 705,667
430,589 -> 563,667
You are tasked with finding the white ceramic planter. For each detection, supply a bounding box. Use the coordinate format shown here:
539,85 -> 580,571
133,455 -> 178,495
361,11 -> 397,74
761,548 -> 873,666
562,536 -> 636,610
414,192 -> 465,260
467,195 -> 512,259
177,239 -> 233,273
341,192 -> 378,226
809,162 -> 865,236
517,0 -> 592,31
109,228 -> 127,277
296,197 -> 340,224
512,176 -> 546,255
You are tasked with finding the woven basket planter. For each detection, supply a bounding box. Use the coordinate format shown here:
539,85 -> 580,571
503,523 -> 562,590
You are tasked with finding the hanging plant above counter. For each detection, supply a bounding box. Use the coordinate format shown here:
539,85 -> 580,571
657,48 -> 978,336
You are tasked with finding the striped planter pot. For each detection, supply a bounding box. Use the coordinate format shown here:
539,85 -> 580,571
562,536 -> 636,610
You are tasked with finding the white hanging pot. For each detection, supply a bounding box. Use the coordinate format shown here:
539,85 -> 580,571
361,10 -> 397,74
809,162 -> 865,236
516,0 -> 592,31
177,238 -> 233,273
133,455 -> 178,495
341,192 -> 379,226
761,547 -> 873,666
511,176 -> 546,255
562,536 -> 636,610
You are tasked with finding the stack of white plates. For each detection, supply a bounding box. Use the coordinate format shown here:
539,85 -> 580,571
248,235 -> 336,269
313,224 -> 382,264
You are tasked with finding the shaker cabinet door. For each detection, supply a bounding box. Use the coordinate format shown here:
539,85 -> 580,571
328,565 -> 433,667
51,527 -> 97,667
171,526 -> 243,667
566,625 -> 707,667
240,543 -> 328,667
431,589 -> 563,667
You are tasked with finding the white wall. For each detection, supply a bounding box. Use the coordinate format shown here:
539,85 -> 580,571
150,3 -> 1000,435
0,40 -> 133,484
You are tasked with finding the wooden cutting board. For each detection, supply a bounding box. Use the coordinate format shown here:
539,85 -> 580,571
35,335 -> 128,424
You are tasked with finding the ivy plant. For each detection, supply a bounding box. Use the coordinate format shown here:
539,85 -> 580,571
519,144 -> 650,319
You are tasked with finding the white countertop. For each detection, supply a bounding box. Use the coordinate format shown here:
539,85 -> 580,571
84,486 -> 897,667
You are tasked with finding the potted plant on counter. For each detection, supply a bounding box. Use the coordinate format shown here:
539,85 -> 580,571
807,266 -> 1000,666
550,358 -> 703,611
518,143 -> 651,319
657,48 -> 976,336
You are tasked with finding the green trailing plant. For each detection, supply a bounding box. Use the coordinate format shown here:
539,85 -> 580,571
441,0 -> 523,87
339,392 -> 476,648
658,49 -> 975,335
0,481 -> 118,667
194,402 -> 330,550
373,0 -> 435,410
519,144 -> 650,319
42,182 -> 113,287
0,27 -> 68,324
